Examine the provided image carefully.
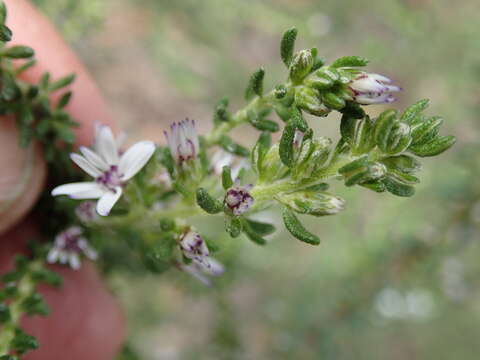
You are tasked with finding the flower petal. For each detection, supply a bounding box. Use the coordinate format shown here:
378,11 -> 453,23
70,153 -> 102,178
52,182 -> 102,197
96,187 -> 123,216
119,141 -> 156,181
79,146 -> 109,171
69,253 -> 81,270
96,125 -> 119,165
46,248 -> 60,264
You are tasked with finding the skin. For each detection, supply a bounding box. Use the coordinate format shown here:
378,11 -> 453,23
0,0 -> 125,359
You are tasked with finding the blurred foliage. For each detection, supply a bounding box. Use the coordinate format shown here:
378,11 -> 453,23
39,0 -> 480,359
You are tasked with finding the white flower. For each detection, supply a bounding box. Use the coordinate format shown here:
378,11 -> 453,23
179,230 -> 224,285
51,125 -> 156,216
164,119 -> 199,165
47,226 -> 97,270
224,181 -> 254,216
349,73 -> 402,105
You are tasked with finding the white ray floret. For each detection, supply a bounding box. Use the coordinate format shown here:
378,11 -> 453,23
51,125 -> 156,216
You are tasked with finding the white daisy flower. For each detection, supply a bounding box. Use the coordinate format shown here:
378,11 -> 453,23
51,125 -> 156,216
47,226 -> 97,270
164,118 -> 199,166
349,72 -> 402,105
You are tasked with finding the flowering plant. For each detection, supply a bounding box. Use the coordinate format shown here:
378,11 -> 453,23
0,2 -> 455,358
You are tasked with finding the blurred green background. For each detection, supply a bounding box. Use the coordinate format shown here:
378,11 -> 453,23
34,0 -> 480,359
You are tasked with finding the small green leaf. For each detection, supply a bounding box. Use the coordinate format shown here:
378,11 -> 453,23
381,155 -> 421,174
22,293 -> 50,316
0,1 -> 7,25
57,91 -> 72,109
242,220 -> 267,245
0,303 -> 11,323
282,208 -> 320,245
322,92 -> 346,110
245,219 -> 276,236
382,175 -> 415,197
410,116 -> 443,145
280,27 -> 298,67
0,24 -> 12,42
331,55 -> 369,68
279,121 -> 296,167
196,188 -> 223,214
374,109 -> 398,152
247,110 -> 279,132
222,166 -> 233,190
289,49 -> 314,84
226,217 -> 243,238
2,46 -> 34,59
400,99 -> 429,124
219,136 -> 249,157
409,135 -> 456,157
49,74 -> 75,92
11,329 -> 38,355
245,67 -> 265,100
213,97 -> 230,123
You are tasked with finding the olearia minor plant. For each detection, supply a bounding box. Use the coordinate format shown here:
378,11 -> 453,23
0,1 -> 455,357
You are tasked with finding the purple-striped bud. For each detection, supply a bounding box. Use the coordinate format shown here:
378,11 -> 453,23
224,183 -> 254,216
349,73 -> 402,105
164,118 -> 199,165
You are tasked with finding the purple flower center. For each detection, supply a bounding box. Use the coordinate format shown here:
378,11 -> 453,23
59,232 -> 82,252
225,187 -> 254,216
96,165 -> 123,191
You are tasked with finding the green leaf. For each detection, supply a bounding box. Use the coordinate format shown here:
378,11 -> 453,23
49,74 -> 75,92
242,220 -> 267,245
245,67 -> 265,100
282,208 -> 320,245
322,92 -> 346,110
11,329 -> 38,355
289,49 -> 314,84
374,109 -> 398,152
22,293 -> 50,316
409,135 -> 456,157
279,121 -> 296,167
57,91 -> 72,109
245,219 -> 276,236
0,303 -> 11,323
0,1 -> 7,25
213,97 -> 230,123
196,188 -> 223,214
382,175 -> 415,197
410,116 -> 443,145
280,27 -> 298,67
381,155 -> 421,174
225,217 -> 243,238
0,24 -> 12,42
222,166 -> 233,190
331,56 -> 369,68
400,99 -> 429,124
247,110 -> 279,132
2,46 -> 34,59
219,135 -> 249,157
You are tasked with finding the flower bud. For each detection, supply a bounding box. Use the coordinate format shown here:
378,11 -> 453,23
289,49 -> 314,84
348,72 -> 402,105
276,191 -> 345,216
295,86 -> 330,116
224,183 -> 254,216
